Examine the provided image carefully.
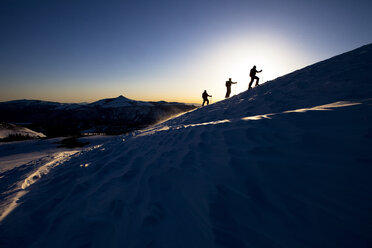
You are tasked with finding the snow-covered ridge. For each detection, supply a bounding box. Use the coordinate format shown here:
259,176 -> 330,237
0,95 -> 196,136
164,43 -> 372,126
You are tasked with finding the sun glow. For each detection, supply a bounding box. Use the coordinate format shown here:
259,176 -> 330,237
26,33 -> 313,105
181,33 -> 310,103
120,35 -> 310,105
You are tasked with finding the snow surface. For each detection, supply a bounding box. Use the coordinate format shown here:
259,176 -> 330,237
0,123 -> 46,139
0,44 -> 372,247
0,136 -> 113,173
0,135 -> 116,225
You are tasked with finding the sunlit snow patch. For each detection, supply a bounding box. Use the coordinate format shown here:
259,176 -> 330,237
241,114 -> 273,121
240,101 -> 361,122
0,151 -> 78,222
283,101 -> 361,113
21,151 -> 79,189
183,119 -> 231,128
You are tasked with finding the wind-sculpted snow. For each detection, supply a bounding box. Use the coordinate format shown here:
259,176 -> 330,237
21,151 -> 80,190
0,151 -> 79,222
0,44 -> 372,247
0,143 -> 106,223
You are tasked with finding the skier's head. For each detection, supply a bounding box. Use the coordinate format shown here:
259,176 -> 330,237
204,90 -> 206,92
253,65 -> 256,68
229,78 -> 232,81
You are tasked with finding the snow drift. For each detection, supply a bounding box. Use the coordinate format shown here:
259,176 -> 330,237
0,44 -> 372,248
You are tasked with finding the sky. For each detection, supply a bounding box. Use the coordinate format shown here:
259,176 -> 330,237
0,0 -> 371,104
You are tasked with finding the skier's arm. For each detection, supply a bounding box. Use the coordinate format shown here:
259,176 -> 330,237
258,70 -> 262,73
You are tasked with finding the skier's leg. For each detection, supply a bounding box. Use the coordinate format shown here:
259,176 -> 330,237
226,87 -> 231,98
255,76 -> 260,86
248,77 -> 254,89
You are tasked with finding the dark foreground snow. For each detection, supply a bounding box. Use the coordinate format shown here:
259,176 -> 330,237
0,44 -> 372,247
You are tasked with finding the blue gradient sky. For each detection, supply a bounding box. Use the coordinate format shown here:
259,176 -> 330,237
1,0 -> 371,103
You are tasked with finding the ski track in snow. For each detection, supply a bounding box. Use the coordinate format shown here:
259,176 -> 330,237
0,44 -> 372,247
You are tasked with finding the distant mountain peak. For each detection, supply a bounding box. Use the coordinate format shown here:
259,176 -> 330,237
116,95 -> 131,100
89,95 -> 154,108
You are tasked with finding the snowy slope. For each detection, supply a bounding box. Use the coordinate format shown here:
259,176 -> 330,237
0,136 -> 115,173
0,123 -> 46,139
0,44 -> 372,248
166,43 -> 372,125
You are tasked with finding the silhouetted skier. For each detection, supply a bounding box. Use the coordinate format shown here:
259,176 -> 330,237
225,78 -> 237,98
248,65 -> 262,90
202,90 -> 212,106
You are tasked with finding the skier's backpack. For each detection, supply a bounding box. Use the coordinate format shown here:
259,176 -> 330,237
250,69 -> 255,77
